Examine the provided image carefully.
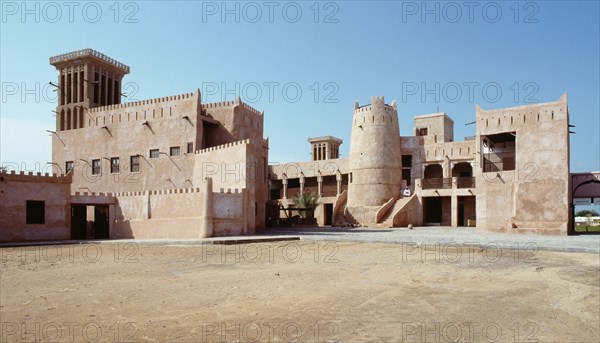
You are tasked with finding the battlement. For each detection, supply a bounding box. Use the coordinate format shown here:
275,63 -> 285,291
49,48 -> 130,74
476,94 -> 568,134
88,92 -> 196,113
195,139 -> 250,154
202,98 -> 263,117
72,187 -> 244,197
354,96 -> 397,114
203,100 -> 237,109
240,102 -> 264,116
1,170 -> 72,184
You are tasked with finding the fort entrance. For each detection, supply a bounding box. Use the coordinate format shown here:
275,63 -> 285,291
71,204 -> 109,239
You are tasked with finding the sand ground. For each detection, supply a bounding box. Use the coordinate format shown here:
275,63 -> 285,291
1,241 -> 599,342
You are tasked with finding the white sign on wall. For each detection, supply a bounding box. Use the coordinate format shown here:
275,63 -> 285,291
573,198 -> 592,205
593,197 -> 600,203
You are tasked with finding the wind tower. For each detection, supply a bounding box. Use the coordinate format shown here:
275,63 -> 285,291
49,49 -> 130,131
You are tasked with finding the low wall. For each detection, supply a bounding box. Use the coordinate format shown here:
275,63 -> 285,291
112,187 -> 247,239
0,171 -> 71,242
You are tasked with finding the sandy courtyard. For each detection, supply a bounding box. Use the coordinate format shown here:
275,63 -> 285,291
1,241 -> 599,342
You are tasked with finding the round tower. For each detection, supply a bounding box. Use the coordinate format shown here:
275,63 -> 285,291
347,96 -> 402,221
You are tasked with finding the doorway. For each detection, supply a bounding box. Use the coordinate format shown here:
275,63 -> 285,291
324,203 -> 333,226
71,204 -> 110,239
423,197 -> 442,224
71,205 -> 87,239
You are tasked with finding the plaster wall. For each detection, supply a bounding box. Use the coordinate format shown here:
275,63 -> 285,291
0,172 -> 71,242
475,94 -> 570,234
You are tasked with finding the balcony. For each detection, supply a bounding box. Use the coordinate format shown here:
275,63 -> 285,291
421,177 -> 476,190
483,152 -> 515,172
457,177 -> 476,188
422,178 -> 452,190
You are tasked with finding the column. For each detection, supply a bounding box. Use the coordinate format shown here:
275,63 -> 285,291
59,71 -> 64,106
300,173 -> 305,194
70,68 -> 75,104
115,77 -> 121,105
451,194 -> 458,227
108,74 -> 113,105
325,142 -> 330,160
443,158 -> 451,178
336,171 -> 342,196
317,173 -> 323,197
104,70 -> 109,106
282,177 -> 288,199
83,65 -> 89,105
66,70 -> 71,104
201,177 -> 214,238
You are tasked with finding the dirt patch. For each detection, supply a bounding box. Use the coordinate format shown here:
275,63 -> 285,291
1,241 -> 598,342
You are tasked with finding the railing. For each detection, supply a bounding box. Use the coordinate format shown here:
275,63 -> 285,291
49,48 -> 130,73
458,177 -> 476,188
422,178 -> 452,190
464,135 -> 476,141
483,152 -> 515,172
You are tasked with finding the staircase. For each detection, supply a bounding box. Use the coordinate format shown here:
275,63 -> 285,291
332,191 -> 354,227
376,195 -> 416,227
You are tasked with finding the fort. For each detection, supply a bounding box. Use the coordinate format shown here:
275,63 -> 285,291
0,49 -> 596,242
269,93 -> 575,235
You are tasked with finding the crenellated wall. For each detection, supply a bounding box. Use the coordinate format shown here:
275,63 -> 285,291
52,90 -> 203,194
112,187 -> 247,239
0,171 -> 72,242
193,138 -> 266,233
475,93 -> 570,234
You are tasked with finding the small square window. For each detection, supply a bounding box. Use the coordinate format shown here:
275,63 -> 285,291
26,200 -> 45,224
65,161 -> 74,174
402,155 -> 412,167
170,146 -> 180,156
130,155 -> 140,172
92,159 -> 101,175
418,128 -> 428,136
110,157 -> 120,173
149,149 -> 159,159
187,142 -> 193,154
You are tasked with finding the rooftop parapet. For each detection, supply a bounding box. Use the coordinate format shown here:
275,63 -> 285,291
202,97 -> 264,116
354,96 -> 397,113
195,139 -> 250,154
88,92 -> 196,113
1,170 -> 72,183
49,48 -> 130,74
73,187 -> 245,197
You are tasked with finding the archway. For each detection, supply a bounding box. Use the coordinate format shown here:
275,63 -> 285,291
571,173 -> 600,235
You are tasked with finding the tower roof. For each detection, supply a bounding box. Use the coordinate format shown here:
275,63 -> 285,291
308,136 -> 343,144
49,48 -> 130,74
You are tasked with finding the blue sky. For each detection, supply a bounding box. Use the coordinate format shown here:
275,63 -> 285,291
1,1 -> 599,174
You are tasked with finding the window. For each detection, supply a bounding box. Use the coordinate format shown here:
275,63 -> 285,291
418,128 -> 428,136
402,155 -> 412,186
187,142 -> 193,154
110,157 -> 120,174
149,149 -> 159,159
170,146 -> 180,156
65,161 -> 74,174
401,155 -> 412,168
402,169 -> 412,186
130,155 -> 140,172
482,132 -> 516,172
92,159 -> 101,175
26,200 -> 45,224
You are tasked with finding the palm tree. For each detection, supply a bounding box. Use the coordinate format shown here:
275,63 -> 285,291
292,191 -> 320,219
